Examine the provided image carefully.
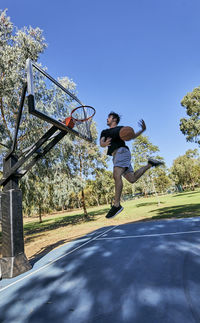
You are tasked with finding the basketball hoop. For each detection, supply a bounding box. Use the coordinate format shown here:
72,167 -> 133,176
64,105 -> 96,129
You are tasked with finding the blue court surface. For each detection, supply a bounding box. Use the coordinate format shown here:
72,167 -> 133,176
1,217 -> 200,323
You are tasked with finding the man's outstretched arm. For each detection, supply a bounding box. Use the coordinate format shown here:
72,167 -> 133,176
133,119 -> 146,139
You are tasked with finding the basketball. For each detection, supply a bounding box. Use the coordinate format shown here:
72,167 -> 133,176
119,126 -> 135,141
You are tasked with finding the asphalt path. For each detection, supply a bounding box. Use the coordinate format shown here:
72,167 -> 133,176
1,217 -> 200,323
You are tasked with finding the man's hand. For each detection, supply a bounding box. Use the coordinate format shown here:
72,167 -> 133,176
138,119 -> 146,132
133,119 -> 147,140
100,137 -> 112,147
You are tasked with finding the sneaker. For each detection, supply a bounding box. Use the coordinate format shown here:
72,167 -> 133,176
106,205 -> 124,219
148,158 -> 164,167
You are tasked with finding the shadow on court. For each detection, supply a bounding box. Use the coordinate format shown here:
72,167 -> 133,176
1,218 -> 200,322
28,232 -> 99,265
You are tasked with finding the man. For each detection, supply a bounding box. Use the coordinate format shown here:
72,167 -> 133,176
100,112 -> 164,219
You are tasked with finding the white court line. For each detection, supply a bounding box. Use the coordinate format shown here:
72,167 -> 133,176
0,225 -> 119,293
97,230 -> 200,240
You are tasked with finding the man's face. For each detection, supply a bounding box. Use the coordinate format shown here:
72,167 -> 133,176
107,115 -> 115,126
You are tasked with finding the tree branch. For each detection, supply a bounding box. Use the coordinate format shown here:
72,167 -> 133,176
0,96 -> 13,142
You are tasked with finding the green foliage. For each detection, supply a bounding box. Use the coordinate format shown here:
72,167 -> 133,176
84,170 -> 114,206
0,9 -> 47,149
131,135 -> 169,195
170,149 -> 200,190
154,168 -> 172,193
180,87 -> 200,145
131,135 -> 160,167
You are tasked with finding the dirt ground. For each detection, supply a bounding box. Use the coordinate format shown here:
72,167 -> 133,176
24,216 -> 134,260
0,216 -> 144,260
0,213 -> 131,261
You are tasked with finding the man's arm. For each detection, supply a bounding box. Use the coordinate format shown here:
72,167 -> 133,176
100,136 -> 112,147
133,119 -> 146,139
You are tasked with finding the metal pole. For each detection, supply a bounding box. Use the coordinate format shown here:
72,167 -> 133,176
0,155 -> 32,278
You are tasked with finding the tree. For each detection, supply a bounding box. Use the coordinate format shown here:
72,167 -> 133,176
71,123 -> 108,217
0,9 -> 47,156
170,149 -> 200,190
180,87 -> 200,146
131,135 -> 165,196
85,169 -> 114,206
121,179 -> 134,200
153,168 -> 172,193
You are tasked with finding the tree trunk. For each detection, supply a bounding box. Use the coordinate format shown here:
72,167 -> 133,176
81,189 -> 88,218
38,203 -> 43,223
94,196 -> 100,206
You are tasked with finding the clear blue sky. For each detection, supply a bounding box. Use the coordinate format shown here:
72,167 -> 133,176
1,0 -> 200,168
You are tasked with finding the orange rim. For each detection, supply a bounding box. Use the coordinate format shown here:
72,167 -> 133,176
71,105 -> 96,122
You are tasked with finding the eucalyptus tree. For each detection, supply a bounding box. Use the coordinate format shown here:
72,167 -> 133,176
0,9 -> 49,220
180,87 -> 200,146
0,8 -> 47,157
70,123 -> 108,217
153,168 -> 172,194
131,135 -> 165,195
85,169 -> 114,206
170,149 -> 200,190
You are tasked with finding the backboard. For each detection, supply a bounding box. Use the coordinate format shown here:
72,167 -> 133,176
26,59 -> 93,142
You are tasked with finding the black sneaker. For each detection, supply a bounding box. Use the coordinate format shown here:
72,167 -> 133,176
148,158 -> 164,167
106,205 -> 124,219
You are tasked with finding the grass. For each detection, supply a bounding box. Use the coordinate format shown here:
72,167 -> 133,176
0,190 -> 200,261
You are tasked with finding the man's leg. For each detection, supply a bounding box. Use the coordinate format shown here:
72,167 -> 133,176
123,163 -> 151,183
113,166 -> 126,207
105,166 -> 125,219
124,159 -> 164,184
105,157 -> 164,219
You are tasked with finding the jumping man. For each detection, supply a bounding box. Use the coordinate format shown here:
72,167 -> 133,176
100,112 -> 164,219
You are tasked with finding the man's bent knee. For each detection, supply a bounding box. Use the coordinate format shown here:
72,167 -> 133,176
123,172 -> 136,183
113,166 -> 126,180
